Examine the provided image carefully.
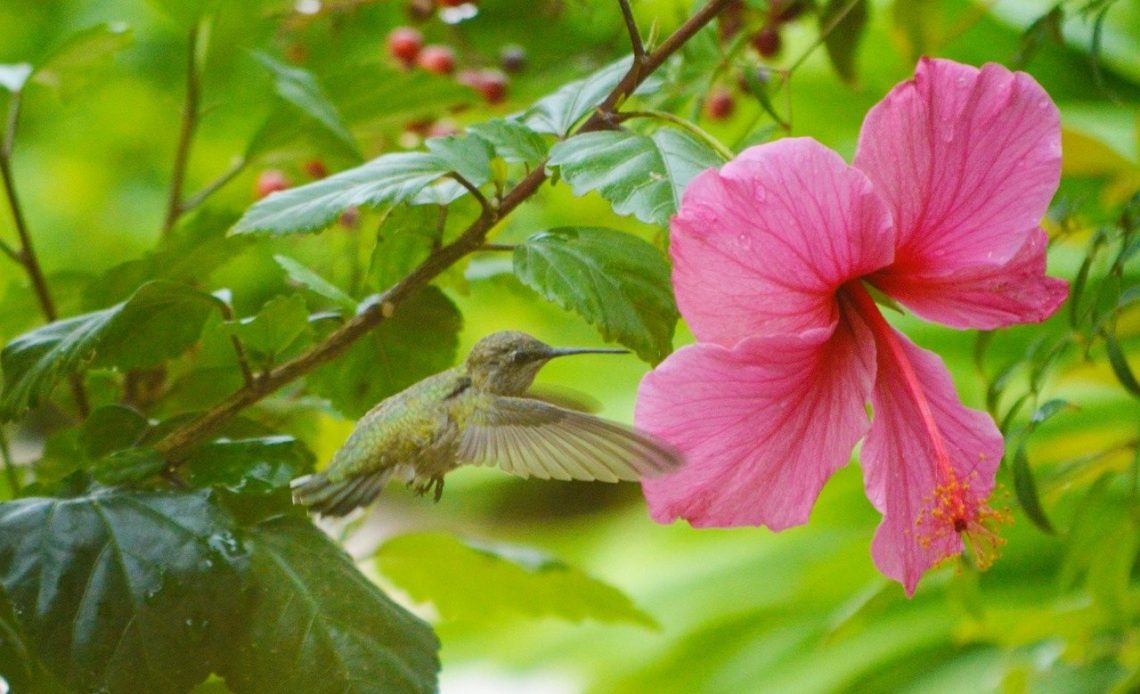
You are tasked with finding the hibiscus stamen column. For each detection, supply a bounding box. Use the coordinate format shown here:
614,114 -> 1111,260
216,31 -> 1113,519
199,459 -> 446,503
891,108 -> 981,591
844,280 -> 1009,569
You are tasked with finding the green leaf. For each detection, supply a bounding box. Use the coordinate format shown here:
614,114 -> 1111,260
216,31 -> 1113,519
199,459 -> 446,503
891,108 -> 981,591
79,404 -> 148,458
31,23 -> 134,99
1,280 -> 217,419
332,63 -> 474,126
548,128 -> 721,225
233,152 -> 451,235
377,532 -> 657,627
820,0 -> 868,84
525,56 -> 658,137
92,447 -> 165,485
891,0 -> 942,65
309,287 -> 462,418
1101,328 -> 1140,398
252,52 -> 360,160
186,436 -> 315,494
0,489 -> 249,693
425,133 -> 493,187
226,294 -> 313,367
220,517 -> 439,694
513,227 -> 678,364
369,205 -> 439,289
274,255 -> 358,314
1011,444 -> 1055,534
145,0 -> 215,26
468,119 -> 548,165
0,63 -> 32,93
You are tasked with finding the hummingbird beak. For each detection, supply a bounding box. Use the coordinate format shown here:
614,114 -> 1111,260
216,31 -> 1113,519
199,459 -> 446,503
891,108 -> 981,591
543,346 -> 629,360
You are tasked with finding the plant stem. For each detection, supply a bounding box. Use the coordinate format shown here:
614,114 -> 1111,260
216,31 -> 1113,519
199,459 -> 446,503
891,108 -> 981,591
618,0 -> 647,65
162,24 -> 201,238
180,156 -> 247,216
0,91 -> 90,417
153,0 -> 735,462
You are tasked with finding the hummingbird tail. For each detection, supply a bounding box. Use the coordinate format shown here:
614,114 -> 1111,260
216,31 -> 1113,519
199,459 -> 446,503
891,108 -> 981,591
290,469 -> 393,517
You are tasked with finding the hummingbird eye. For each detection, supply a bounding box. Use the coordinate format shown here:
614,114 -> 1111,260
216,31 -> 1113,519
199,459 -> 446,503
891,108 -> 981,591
509,349 -> 528,364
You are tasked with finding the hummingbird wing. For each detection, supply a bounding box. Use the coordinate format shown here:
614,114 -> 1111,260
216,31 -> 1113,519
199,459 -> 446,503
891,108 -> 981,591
456,396 -> 683,483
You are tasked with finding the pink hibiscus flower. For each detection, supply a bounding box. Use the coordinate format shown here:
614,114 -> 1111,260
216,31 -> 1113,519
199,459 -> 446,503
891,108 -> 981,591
637,58 -> 1068,595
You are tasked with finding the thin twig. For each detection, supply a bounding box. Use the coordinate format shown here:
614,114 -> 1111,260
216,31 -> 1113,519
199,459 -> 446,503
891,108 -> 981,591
783,0 -> 862,76
0,91 -> 89,417
0,236 -> 19,263
0,427 -> 19,496
153,0 -> 734,462
218,302 -> 255,388
477,243 -> 516,252
449,172 -> 494,220
618,109 -> 734,160
618,0 -> 648,65
180,156 -> 247,216
162,24 -> 201,238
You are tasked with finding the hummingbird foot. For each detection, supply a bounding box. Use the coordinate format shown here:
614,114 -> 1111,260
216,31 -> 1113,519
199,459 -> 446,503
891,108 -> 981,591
411,475 -> 445,502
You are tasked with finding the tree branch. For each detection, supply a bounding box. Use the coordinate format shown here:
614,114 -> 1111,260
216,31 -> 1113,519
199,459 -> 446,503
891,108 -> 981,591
161,24 -> 201,238
0,91 -> 90,417
154,0 -> 734,462
618,0 -> 647,65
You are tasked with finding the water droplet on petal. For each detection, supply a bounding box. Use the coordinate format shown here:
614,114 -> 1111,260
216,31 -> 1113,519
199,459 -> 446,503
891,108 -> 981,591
1037,98 -> 1049,109
955,75 -> 967,87
735,233 -> 751,248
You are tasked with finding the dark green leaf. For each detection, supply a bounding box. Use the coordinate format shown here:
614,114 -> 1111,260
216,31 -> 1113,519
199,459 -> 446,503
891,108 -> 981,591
1,281 -> 217,419
525,56 -> 659,137
369,205 -> 439,289
377,532 -> 657,627
1029,399 -> 1075,425
233,152 -> 451,235
513,227 -> 678,364
226,294 -> 312,367
31,23 -> 134,99
92,447 -> 165,485
0,489 -> 248,693
252,52 -> 359,160
0,63 -> 32,93
425,132 -> 493,187
548,128 -> 721,225
1101,328 -> 1140,398
79,404 -> 148,458
891,0 -> 942,64
820,0 -> 869,83
1013,6 -> 1065,68
309,287 -> 462,418
220,517 -> 439,694
186,436 -> 314,494
274,255 -> 358,314
468,119 -> 549,165
332,63 -> 474,126
1011,444 -> 1055,534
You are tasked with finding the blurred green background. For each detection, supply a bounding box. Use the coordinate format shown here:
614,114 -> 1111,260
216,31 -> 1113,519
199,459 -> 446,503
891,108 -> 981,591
1,0 -> 1138,692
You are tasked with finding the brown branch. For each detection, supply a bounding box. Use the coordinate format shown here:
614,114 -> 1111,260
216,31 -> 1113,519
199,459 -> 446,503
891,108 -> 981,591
161,24 -> 201,238
154,0 -> 734,462
0,91 -> 90,417
618,0 -> 647,65
218,301 -> 255,389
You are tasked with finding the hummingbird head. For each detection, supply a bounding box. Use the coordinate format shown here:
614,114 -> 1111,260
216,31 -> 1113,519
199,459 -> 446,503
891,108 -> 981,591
466,331 -> 627,395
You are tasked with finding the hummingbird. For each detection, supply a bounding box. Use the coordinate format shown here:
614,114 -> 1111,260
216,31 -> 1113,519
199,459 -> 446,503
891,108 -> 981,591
291,331 -> 684,516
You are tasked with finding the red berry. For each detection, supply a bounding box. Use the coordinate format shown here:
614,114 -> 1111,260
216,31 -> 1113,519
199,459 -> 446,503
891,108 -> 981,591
417,45 -> 456,75
303,159 -> 329,179
751,26 -> 782,58
285,43 -> 307,65
705,87 -> 735,120
499,44 -> 526,73
718,1 -> 745,41
770,0 -> 807,23
436,0 -> 470,6
479,70 -> 508,104
387,27 -> 423,65
427,120 -> 460,138
254,170 -> 291,199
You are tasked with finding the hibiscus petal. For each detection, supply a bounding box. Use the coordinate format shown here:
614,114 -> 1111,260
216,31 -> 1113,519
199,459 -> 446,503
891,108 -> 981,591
860,327 -> 1004,596
854,58 -> 1061,275
637,317 -> 875,530
671,137 -> 894,346
872,227 -> 1069,329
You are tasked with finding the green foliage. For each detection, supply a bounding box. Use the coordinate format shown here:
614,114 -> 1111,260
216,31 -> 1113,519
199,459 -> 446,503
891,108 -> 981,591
220,517 -> 440,694
225,293 -> 313,369
468,119 -> 549,166
524,56 -> 658,137
377,532 -> 657,627
252,52 -> 360,161
820,0 -> 869,83
548,128 -> 722,225
0,281 -> 217,419
513,227 -> 678,364
186,436 -> 314,494
309,287 -> 462,418
0,489 -> 248,693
